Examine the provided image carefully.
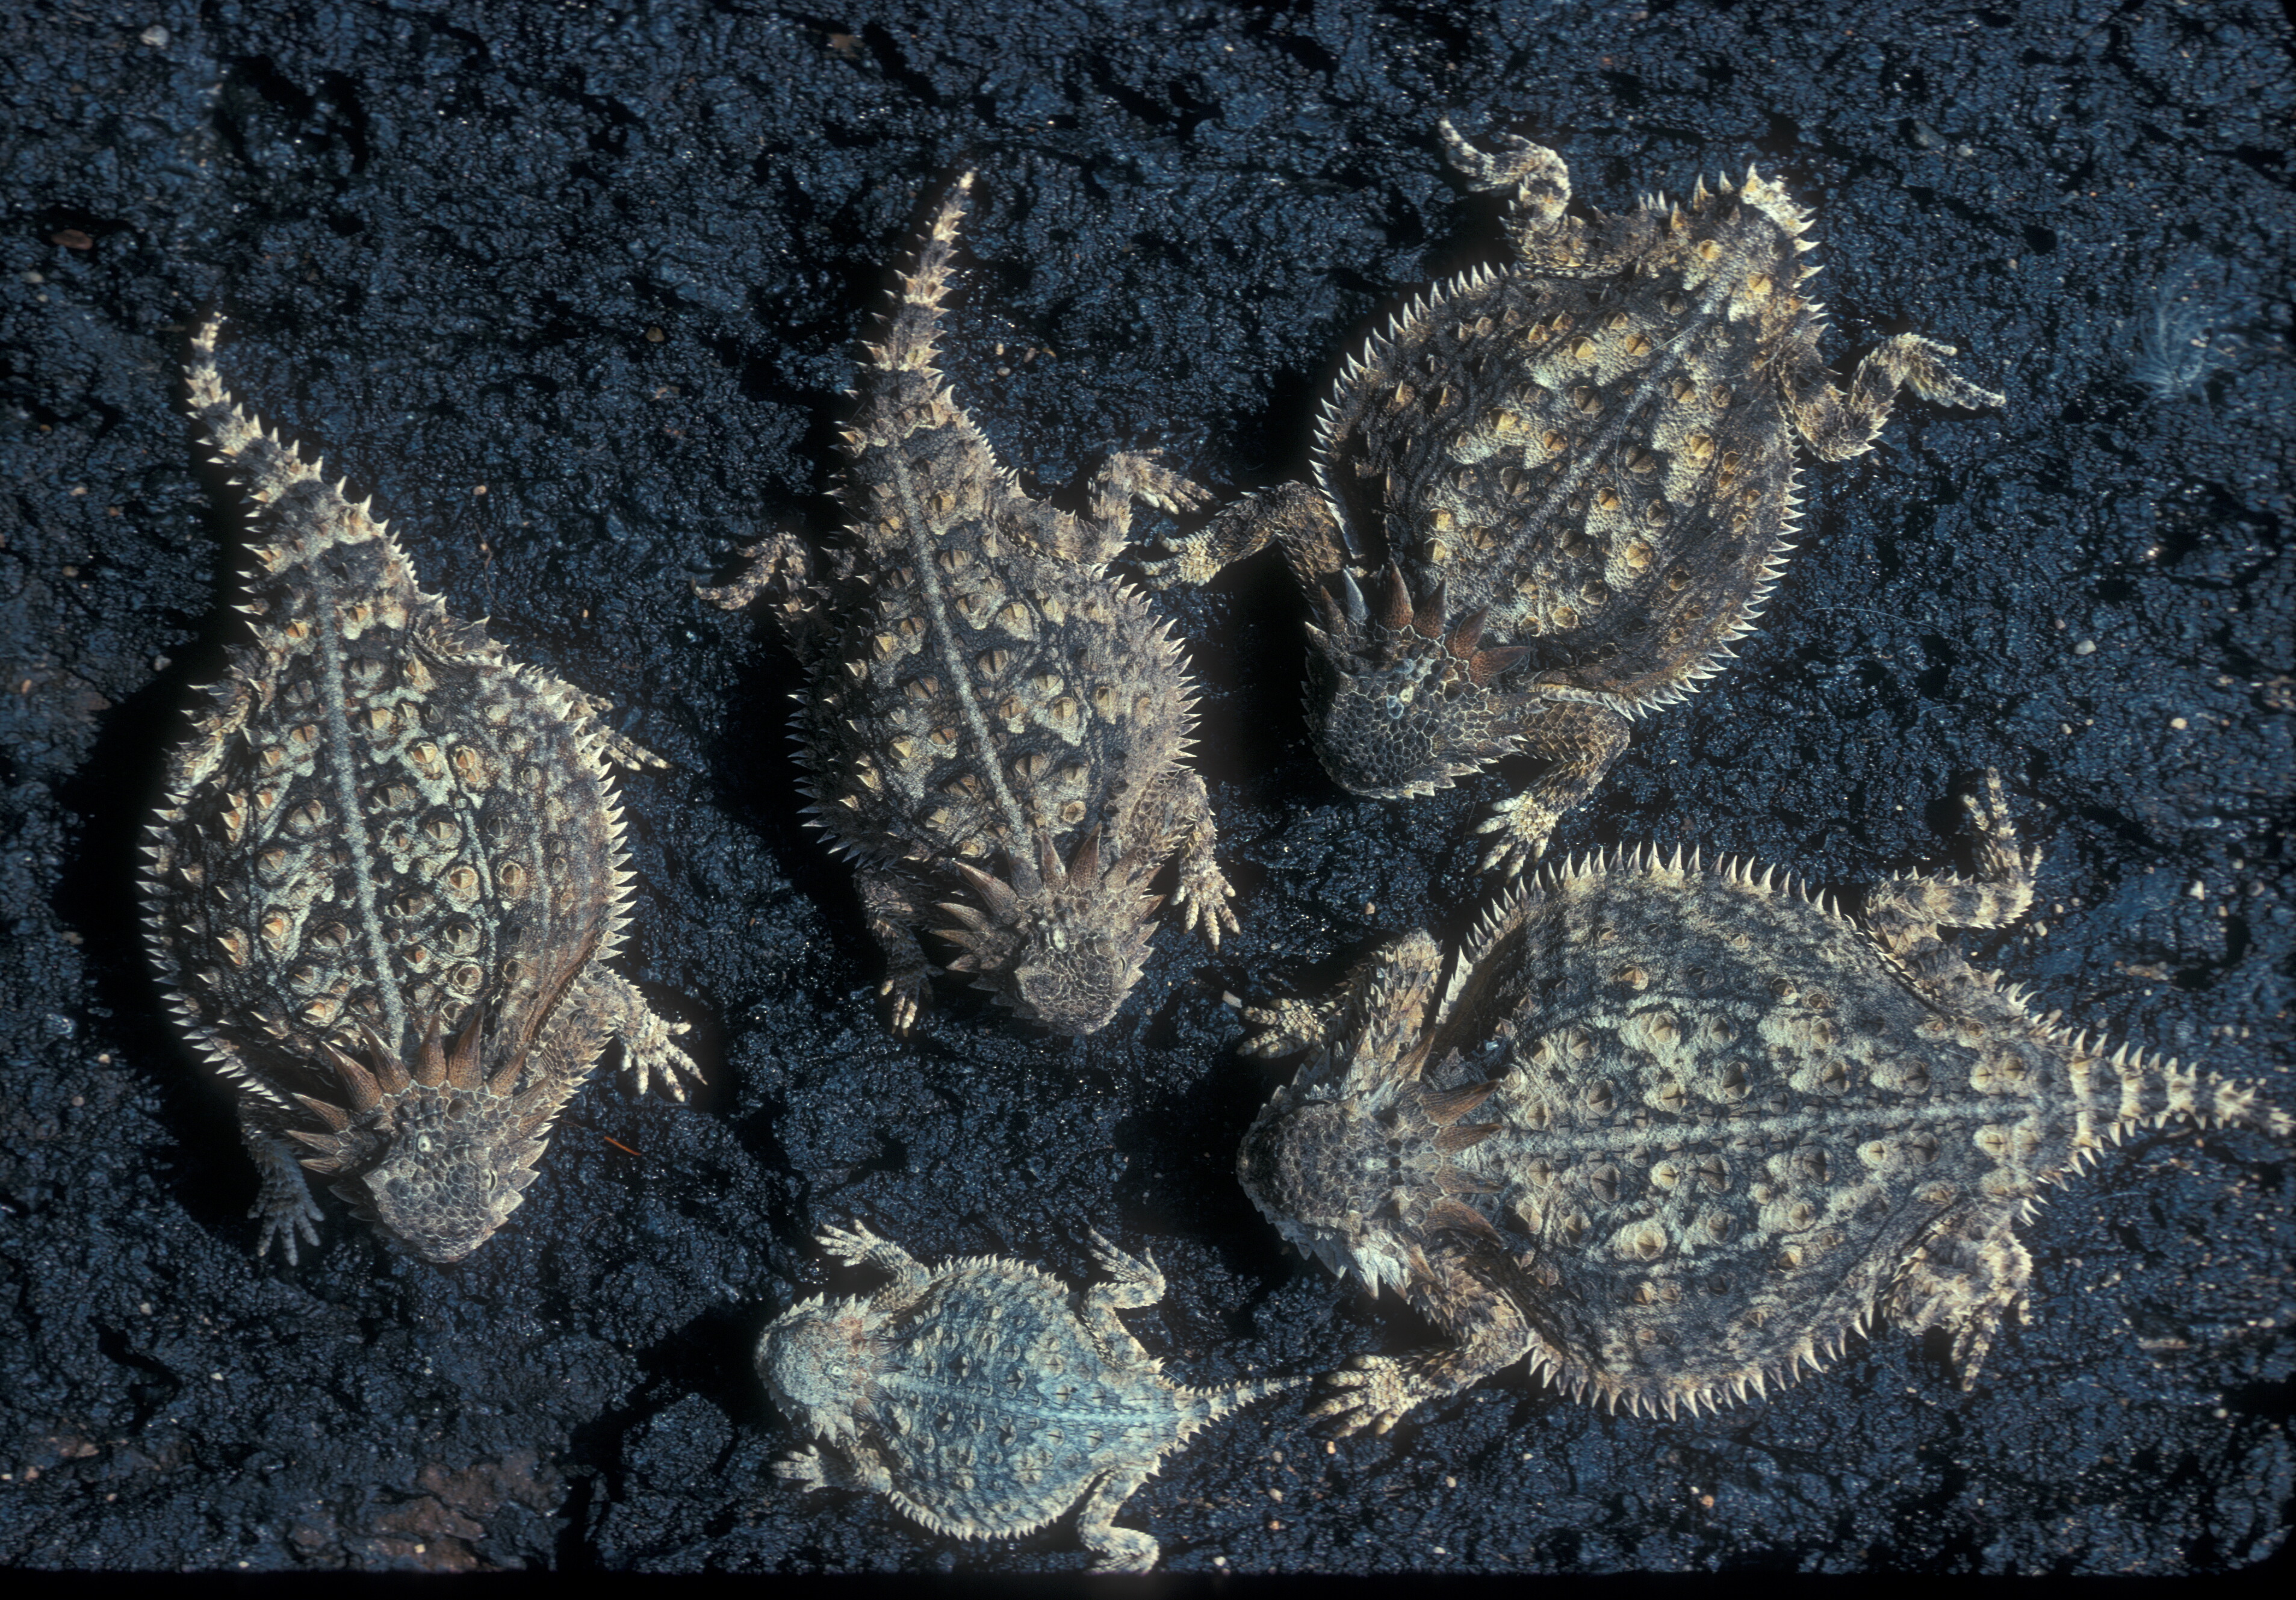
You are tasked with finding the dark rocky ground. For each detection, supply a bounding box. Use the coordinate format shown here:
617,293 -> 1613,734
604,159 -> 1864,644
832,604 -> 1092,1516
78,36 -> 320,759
2,0 -> 2290,1573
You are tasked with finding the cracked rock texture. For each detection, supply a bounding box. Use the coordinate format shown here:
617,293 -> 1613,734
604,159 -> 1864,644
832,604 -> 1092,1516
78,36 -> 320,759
2,0 -> 2289,1574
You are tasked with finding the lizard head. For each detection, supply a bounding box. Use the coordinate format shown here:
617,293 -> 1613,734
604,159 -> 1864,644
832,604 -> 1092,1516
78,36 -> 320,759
756,1292 -> 878,1446
283,1009 -> 557,1264
934,828 -> 1159,1038
1305,562 -> 1540,798
1236,931 -> 1505,1294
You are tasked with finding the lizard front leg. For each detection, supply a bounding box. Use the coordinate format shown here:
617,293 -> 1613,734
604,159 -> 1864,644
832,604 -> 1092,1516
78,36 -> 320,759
855,866 -> 932,1036
1472,697 -> 1631,876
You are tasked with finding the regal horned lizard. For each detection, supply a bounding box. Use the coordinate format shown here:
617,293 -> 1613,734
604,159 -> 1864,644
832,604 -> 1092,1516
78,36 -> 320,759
1144,122 -> 2002,873
758,1220 -> 1299,1571
703,175 -> 1236,1036
141,315 -> 698,1265
1235,774 -> 2287,1432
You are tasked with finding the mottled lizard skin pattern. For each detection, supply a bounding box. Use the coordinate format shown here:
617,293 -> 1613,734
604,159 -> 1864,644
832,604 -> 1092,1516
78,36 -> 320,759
1145,121 -> 2002,875
141,315 -> 697,1265
1235,774 -> 2286,1433
759,1221 -> 1299,1571
702,175 -> 1235,1037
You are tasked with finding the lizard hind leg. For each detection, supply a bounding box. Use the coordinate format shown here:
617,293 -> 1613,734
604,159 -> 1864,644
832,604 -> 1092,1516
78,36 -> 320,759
1072,1463 -> 1161,1572
1792,333 -> 2005,464
1437,116 -> 1570,227
1433,118 -> 1649,272
1073,451 -> 1211,566
695,527 -> 827,654
1134,479 -> 1339,592
1238,929 -> 1444,1064
1884,1206 -> 2035,1390
1079,1230 -> 1167,1371
1084,1229 -> 1167,1310
1861,769 -> 2039,994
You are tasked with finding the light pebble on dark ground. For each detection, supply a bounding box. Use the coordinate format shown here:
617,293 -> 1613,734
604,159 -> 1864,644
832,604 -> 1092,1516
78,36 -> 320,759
1,0 -> 2290,1574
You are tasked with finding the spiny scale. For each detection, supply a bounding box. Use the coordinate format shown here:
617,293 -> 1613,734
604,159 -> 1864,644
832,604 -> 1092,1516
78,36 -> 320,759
141,313 -> 697,1266
1141,120 -> 2002,878
1233,772 -> 2285,1434
701,174 -> 1236,1038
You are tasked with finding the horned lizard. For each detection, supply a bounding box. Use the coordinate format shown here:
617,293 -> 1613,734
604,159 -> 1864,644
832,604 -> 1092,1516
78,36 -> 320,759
1234,773 -> 2287,1433
702,175 -> 1236,1036
141,314 -> 698,1265
758,1220 -> 1299,1571
1144,121 -> 2002,874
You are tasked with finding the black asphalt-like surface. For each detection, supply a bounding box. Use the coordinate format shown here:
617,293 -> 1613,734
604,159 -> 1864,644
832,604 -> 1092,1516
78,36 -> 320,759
2,0 -> 2290,1573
